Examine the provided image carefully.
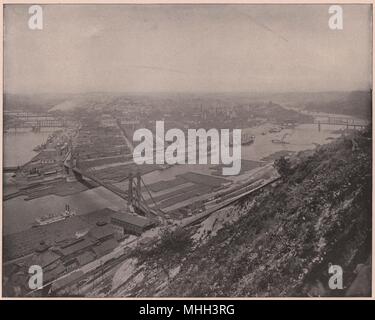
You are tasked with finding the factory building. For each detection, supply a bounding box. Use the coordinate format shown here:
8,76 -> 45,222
111,212 -> 155,236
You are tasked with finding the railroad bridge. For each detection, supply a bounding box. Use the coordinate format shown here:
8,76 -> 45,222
314,116 -> 368,131
4,112 -> 68,130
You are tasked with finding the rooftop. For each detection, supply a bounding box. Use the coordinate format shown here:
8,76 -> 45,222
59,238 -> 93,257
51,270 -> 84,292
92,238 -> 118,257
111,212 -> 153,228
88,222 -> 115,241
28,249 -> 61,268
43,262 -> 66,283
76,251 -> 96,267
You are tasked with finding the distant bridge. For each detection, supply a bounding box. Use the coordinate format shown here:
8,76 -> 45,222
314,116 -> 368,131
4,112 -> 70,129
4,112 -> 54,119
5,119 -> 68,129
3,166 -> 19,173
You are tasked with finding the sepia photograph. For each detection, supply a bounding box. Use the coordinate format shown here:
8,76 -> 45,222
1,2 -> 373,299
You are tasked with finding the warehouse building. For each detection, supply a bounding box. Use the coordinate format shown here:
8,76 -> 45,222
111,212 -> 155,236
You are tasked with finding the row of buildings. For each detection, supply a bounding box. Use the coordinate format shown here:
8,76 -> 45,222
74,114 -> 132,161
17,129 -> 75,183
3,209 -> 156,296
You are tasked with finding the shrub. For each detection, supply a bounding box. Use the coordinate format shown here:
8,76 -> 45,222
274,156 -> 293,180
159,227 -> 192,253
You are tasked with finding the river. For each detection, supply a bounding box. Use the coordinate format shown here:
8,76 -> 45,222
3,128 -> 54,167
2,120 -> 353,235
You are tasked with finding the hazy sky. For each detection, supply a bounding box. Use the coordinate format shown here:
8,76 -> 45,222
4,4 -> 372,94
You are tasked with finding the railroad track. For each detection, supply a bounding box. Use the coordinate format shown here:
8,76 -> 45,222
26,175 -> 281,297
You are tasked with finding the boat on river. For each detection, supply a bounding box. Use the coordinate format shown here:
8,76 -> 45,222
272,133 -> 290,144
33,204 -> 76,227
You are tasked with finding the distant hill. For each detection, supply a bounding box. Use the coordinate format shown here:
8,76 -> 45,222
4,91 -> 371,120
304,91 -> 372,120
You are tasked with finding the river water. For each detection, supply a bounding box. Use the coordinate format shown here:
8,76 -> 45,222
2,121 -> 351,235
3,128 -> 54,167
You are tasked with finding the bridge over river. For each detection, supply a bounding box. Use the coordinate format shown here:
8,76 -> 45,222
62,152 -> 163,221
312,116 -> 368,131
4,112 -> 72,130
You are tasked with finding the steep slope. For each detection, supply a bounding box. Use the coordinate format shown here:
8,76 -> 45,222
112,129 -> 371,297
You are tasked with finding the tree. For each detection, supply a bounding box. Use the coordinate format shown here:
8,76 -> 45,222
274,156 -> 293,180
159,227 -> 192,253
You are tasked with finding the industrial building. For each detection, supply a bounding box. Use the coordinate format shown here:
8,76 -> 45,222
3,220 -> 120,296
111,212 -> 155,236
